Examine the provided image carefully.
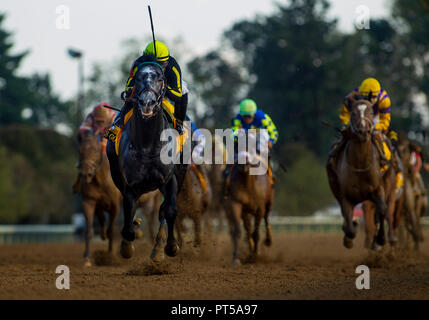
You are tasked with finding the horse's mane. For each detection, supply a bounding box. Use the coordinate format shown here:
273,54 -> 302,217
135,54 -> 163,71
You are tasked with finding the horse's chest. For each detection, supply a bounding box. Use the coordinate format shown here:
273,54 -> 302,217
121,149 -> 172,189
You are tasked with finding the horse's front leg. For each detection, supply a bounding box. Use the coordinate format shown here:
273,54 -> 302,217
161,176 -> 180,257
82,199 -> 95,267
373,187 -> 387,248
339,199 -> 356,248
121,189 -> 137,242
120,189 -> 137,259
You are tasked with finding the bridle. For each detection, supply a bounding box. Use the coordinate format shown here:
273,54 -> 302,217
122,61 -> 166,117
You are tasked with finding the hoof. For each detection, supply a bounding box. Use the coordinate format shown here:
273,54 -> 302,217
264,237 -> 272,247
343,236 -> 354,249
371,241 -> 383,251
164,242 -> 179,257
230,258 -> 241,265
83,258 -> 92,267
135,229 -> 144,240
121,227 -> 136,242
389,235 -> 398,245
100,226 -> 107,241
150,247 -> 165,263
120,240 -> 135,259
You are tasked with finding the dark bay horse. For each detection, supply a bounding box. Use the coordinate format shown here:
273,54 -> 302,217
225,132 -> 274,264
326,97 -> 396,250
107,55 -> 188,261
77,129 -> 121,267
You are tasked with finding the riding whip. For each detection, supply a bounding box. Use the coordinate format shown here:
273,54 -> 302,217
148,5 -> 157,57
102,104 -> 121,112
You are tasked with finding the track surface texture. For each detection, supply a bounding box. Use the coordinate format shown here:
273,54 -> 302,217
1,232 -> 428,299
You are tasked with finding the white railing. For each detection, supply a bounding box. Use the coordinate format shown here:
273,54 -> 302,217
0,217 -> 428,244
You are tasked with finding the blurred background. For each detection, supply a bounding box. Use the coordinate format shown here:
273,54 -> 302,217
1,0 -> 429,225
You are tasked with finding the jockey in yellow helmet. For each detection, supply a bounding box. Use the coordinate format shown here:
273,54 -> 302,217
110,41 -> 188,134
328,77 -> 401,172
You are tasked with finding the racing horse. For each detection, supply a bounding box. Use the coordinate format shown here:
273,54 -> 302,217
77,128 -> 121,267
106,55 -> 188,261
396,135 -> 426,250
326,97 -> 397,250
225,131 -> 274,264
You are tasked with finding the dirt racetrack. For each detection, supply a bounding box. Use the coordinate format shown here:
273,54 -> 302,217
1,231 -> 429,300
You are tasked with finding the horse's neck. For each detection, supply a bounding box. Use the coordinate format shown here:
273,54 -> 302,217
346,138 -> 376,169
129,109 -> 164,151
95,154 -> 110,185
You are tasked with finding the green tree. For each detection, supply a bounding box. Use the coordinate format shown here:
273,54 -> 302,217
187,51 -> 246,128
0,13 -> 31,125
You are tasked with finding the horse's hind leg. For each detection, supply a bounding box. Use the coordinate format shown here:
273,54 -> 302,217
226,200 -> 242,264
95,206 -> 106,241
373,189 -> 388,248
243,212 -> 254,253
340,199 -> 356,248
363,201 -> 375,249
252,213 -> 262,255
264,203 -> 272,247
193,214 -> 202,247
82,199 -> 96,267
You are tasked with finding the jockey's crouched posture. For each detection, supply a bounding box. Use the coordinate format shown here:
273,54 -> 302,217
223,99 -> 278,197
73,103 -> 116,193
109,41 -> 188,134
327,78 -> 402,180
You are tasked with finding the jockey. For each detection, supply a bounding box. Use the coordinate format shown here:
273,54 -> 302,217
223,99 -> 278,197
79,102 -> 116,137
409,140 -> 427,196
231,98 -> 278,148
110,40 -> 188,134
73,102 -> 116,193
328,78 -> 400,170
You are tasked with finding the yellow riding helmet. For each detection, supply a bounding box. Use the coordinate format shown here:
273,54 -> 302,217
359,78 -> 381,97
144,41 -> 170,62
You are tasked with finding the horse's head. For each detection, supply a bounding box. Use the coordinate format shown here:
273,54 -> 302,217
349,97 -> 374,142
131,56 -> 166,119
78,129 -> 104,183
235,129 -> 269,173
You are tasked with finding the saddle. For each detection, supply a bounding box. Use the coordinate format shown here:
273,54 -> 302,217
106,99 -> 190,156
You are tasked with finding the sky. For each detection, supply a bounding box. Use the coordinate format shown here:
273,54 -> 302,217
2,0 -> 389,101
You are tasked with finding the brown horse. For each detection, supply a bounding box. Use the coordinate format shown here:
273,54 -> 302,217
175,163 -> 212,247
77,129 -> 121,267
396,136 -> 426,250
205,136 -> 228,235
326,98 -> 396,250
225,135 -> 274,264
135,190 -> 163,242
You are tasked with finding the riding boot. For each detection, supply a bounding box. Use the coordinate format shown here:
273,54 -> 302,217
174,94 -> 188,135
372,132 -> 388,167
327,137 -> 345,169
